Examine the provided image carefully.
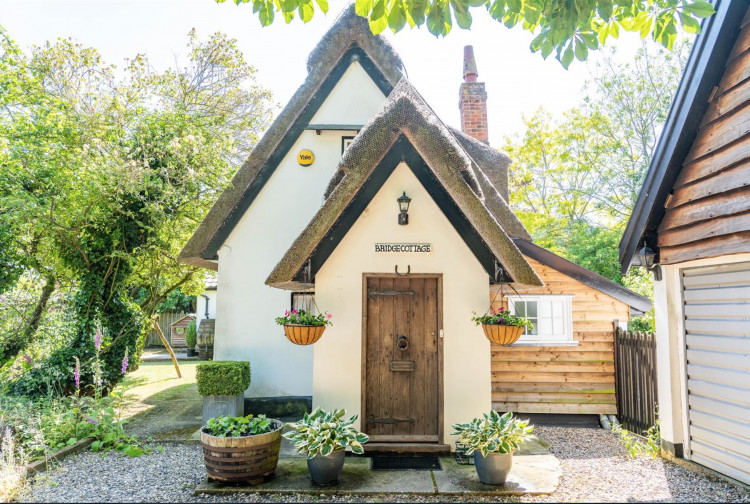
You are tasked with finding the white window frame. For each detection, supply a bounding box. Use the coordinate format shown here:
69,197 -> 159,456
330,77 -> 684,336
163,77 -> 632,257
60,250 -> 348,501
507,295 -> 577,346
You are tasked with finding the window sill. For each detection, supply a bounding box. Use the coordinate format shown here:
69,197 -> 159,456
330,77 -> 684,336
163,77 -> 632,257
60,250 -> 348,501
510,341 -> 580,347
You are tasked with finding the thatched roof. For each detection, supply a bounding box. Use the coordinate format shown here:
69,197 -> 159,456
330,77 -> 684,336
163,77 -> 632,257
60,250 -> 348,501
178,5 -> 405,269
266,79 -> 543,289
447,127 -> 531,241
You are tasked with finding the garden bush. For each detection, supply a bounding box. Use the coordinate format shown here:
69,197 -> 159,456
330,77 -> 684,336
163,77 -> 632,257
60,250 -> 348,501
196,361 -> 250,397
185,320 -> 197,349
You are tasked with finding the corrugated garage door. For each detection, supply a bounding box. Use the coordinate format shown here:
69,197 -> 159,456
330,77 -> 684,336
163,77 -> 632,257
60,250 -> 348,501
682,262 -> 750,485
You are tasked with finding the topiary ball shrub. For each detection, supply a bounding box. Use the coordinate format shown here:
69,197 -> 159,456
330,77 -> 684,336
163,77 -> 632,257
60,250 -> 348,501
185,320 -> 197,349
196,361 -> 250,397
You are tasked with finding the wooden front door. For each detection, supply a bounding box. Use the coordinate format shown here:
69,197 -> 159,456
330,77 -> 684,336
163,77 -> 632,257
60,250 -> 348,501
363,276 -> 441,443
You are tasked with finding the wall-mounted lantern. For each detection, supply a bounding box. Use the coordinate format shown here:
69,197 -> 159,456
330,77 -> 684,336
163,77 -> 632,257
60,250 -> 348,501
397,191 -> 411,225
633,242 -> 662,281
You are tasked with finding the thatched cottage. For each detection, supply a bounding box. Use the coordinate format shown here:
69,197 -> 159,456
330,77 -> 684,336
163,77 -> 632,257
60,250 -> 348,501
181,7 -> 649,452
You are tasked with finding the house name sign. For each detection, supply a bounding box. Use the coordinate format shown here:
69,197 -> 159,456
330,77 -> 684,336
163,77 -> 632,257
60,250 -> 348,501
374,243 -> 432,253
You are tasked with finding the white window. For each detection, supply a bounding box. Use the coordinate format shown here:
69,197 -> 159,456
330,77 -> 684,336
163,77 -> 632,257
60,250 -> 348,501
507,295 -> 575,345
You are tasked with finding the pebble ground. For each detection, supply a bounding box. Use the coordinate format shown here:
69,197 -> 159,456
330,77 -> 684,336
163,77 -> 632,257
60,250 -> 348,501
16,427 -> 750,503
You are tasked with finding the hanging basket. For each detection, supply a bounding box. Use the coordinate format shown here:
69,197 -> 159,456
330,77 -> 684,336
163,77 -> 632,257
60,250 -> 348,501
481,324 -> 524,346
283,324 -> 326,345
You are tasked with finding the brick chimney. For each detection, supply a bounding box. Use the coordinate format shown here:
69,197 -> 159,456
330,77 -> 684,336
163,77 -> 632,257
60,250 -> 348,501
459,45 -> 489,144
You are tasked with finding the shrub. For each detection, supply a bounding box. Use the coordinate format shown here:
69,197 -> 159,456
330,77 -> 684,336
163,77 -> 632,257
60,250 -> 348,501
196,361 -> 250,396
452,411 -> 535,456
203,414 -> 276,438
283,408 -> 368,458
185,320 -> 197,348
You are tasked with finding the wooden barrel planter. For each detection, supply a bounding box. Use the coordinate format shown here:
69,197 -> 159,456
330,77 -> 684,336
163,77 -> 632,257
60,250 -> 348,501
481,324 -> 523,346
200,419 -> 283,485
283,324 -> 326,345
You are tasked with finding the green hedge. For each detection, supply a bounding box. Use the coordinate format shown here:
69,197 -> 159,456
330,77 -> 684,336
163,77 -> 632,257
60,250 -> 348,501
196,361 -> 250,396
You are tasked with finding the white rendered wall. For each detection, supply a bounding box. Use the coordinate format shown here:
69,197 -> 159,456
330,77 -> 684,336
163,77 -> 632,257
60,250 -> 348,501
215,62 -> 386,398
309,61 -> 385,126
313,162 -> 492,444
196,291 -> 217,328
656,252 -> 750,454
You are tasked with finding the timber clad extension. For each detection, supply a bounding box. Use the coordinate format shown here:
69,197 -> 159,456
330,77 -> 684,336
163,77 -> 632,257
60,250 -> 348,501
659,8 -> 750,265
620,0 -> 750,485
490,256 -> 624,415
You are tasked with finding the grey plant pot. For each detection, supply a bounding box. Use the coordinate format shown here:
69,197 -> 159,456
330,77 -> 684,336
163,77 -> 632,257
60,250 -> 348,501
473,451 -> 513,485
307,449 -> 345,485
202,394 -> 244,425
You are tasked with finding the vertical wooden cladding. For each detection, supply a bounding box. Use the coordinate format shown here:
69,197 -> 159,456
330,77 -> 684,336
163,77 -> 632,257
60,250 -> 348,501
490,257 -> 626,415
659,10 -> 750,265
363,275 -> 441,442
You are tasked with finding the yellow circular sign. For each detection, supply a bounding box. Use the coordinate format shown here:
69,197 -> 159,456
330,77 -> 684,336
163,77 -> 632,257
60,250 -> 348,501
297,149 -> 314,166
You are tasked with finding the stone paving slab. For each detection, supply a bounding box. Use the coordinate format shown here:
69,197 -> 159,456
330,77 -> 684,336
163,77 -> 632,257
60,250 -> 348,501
195,457 -> 436,495
194,454 -> 560,496
433,454 -> 560,495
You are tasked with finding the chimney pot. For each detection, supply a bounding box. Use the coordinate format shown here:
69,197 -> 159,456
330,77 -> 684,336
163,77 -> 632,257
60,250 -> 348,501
459,45 -> 489,144
463,45 -> 478,82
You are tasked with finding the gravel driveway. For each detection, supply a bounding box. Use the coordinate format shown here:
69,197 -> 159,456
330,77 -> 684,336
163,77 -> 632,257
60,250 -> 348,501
16,427 -> 750,503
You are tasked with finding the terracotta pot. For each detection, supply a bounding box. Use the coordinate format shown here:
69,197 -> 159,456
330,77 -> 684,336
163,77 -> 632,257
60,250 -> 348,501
283,324 -> 326,345
200,419 -> 283,485
481,324 -> 523,345
473,451 -> 513,485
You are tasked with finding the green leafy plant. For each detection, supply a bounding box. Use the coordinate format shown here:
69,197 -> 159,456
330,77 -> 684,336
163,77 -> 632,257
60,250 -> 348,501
203,414 -> 276,437
185,320 -> 197,349
471,307 -> 533,330
224,0 -> 715,67
275,309 -> 332,327
452,411 -> 534,457
283,408 -> 369,458
196,361 -> 251,396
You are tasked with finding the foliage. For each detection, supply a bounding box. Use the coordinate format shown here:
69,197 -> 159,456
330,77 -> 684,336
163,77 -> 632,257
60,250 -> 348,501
275,309 -> 332,327
196,361 -> 250,396
471,307 -> 533,330
223,0 -> 713,67
452,411 -> 534,457
505,40 -> 687,311
283,408 -> 369,458
0,428 -> 25,502
0,26 -> 273,392
610,410 -> 660,459
133,288 -> 195,314
204,414 -> 276,437
185,320 -> 197,349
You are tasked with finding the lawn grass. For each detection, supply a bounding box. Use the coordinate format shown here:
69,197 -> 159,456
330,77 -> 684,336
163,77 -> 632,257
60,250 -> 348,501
119,360 -> 203,439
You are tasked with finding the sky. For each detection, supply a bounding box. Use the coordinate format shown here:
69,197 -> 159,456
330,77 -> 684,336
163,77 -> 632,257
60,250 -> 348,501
1,0 -> 648,144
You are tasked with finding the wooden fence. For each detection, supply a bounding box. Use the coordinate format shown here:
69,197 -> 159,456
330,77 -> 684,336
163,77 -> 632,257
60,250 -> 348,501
144,312 -> 190,347
613,325 -> 658,435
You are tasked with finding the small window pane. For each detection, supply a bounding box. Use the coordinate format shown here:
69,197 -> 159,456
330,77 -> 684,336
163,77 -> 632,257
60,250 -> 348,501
526,301 -> 537,317
515,302 -> 526,317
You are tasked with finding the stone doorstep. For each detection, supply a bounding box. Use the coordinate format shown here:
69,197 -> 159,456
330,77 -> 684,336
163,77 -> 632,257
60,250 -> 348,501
193,454 -> 561,496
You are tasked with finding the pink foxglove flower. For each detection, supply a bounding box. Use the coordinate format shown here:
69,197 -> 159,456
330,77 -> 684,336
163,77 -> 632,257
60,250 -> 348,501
284,310 -> 289,317
74,357 -> 80,390
121,348 -> 129,375
94,329 -> 103,351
